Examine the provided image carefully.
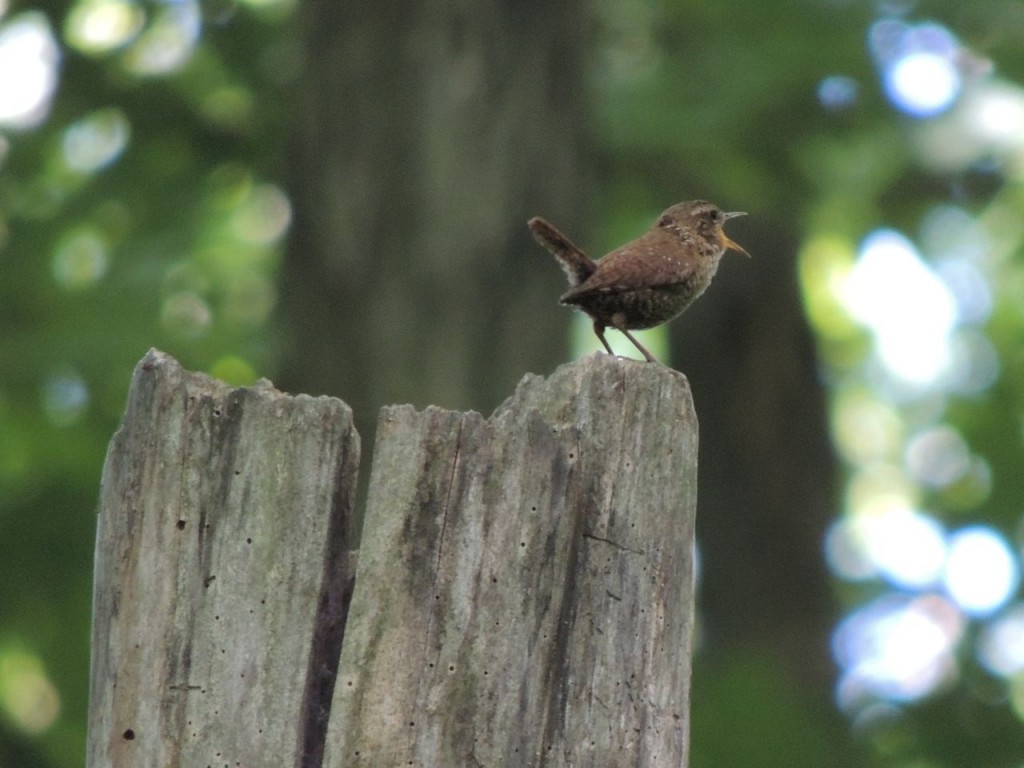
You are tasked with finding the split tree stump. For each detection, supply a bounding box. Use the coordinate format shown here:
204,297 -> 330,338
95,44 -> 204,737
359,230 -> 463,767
88,349 -> 698,767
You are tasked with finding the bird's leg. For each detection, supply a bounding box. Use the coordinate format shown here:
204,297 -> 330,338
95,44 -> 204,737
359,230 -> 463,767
608,313 -> 659,363
592,321 -> 616,357
596,316 -> 660,363
619,329 -> 658,363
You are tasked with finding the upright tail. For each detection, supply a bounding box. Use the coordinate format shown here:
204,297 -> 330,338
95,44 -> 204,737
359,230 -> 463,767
527,217 -> 597,286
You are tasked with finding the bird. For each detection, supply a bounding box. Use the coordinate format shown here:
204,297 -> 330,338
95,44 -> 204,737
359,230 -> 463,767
528,200 -> 749,363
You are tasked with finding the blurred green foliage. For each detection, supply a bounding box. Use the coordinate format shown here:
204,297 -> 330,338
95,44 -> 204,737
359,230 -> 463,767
0,2 -> 293,764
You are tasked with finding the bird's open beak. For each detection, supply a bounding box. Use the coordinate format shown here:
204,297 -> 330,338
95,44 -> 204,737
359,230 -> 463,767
721,211 -> 750,257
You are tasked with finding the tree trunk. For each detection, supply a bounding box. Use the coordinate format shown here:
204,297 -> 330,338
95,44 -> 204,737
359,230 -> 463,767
88,350 -> 697,767
675,225 -> 837,682
279,0 -> 590,449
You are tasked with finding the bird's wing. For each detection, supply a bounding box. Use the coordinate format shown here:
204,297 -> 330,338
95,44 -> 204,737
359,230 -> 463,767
561,232 -> 698,301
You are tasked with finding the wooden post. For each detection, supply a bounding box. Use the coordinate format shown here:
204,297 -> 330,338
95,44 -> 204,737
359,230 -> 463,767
87,350 -> 359,767
88,350 -> 697,767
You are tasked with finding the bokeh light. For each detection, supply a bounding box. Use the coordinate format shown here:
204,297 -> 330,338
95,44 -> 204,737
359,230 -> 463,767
52,228 -> 110,290
936,258 -> 992,326
978,604 -> 1024,677
920,205 -> 989,263
827,508 -> 946,589
161,291 -> 212,337
64,0 -> 145,54
915,80 -> 1024,176
0,647 -> 61,735
842,229 -> 956,386
903,425 -> 970,489
885,52 -> 959,117
867,510 -> 947,590
230,183 -> 292,245
834,593 -> 963,706
831,388 -> 903,466
870,20 -> 961,118
965,80 -> 1024,158
41,372 -> 90,427
123,0 -> 200,75
943,527 -> 1018,616
0,12 -> 60,129
62,108 -> 130,173
818,75 -> 859,112
944,329 -> 1000,396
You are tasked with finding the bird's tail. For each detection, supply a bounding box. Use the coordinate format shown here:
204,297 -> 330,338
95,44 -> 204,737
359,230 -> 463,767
527,217 -> 596,286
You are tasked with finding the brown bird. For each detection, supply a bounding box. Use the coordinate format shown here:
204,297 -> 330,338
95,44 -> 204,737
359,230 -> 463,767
528,200 -> 749,363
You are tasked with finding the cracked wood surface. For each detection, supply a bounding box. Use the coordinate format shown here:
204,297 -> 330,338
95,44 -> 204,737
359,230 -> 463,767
88,349 -> 359,768
88,350 -> 696,767
326,353 -> 697,767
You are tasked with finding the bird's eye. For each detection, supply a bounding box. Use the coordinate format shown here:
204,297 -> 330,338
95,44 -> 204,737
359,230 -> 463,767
708,208 -> 721,221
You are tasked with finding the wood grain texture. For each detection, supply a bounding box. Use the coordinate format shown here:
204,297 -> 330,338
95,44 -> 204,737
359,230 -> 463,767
326,352 -> 697,767
87,349 -> 359,768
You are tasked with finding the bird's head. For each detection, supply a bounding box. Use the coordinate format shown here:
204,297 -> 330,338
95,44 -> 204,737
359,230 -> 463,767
657,200 -> 750,257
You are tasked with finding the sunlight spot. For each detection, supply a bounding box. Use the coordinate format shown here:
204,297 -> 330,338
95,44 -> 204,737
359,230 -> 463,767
870,20 -> 961,118
943,527 -> 1018,616
904,425 -> 970,488
944,330 -> 999,396
845,463 -> 917,520
230,183 -> 291,245
869,510 -> 946,589
937,258 -> 992,326
41,372 -> 90,427
52,228 -> 109,289
62,107 -> 130,173
64,0 -> 145,54
798,234 -> 859,343
914,81 -> 1024,175
162,291 -> 211,338
832,388 -> 903,465
834,593 -> 962,706
835,508 -> 947,589
123,0 -> 199,75
885,52 -> 959,117
0,647 -> 61,734
843,229 -> 955,385
967,80 -> 1024,152
818,75 -> 859,111
940,455 -> 992,510
0,13 -> 60,129
826,519 -> 875,581
919,205 -> 988,263
978,605 -> 1024,677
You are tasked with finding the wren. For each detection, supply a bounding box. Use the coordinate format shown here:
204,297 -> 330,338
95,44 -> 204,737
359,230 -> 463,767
528,200 -> 749,363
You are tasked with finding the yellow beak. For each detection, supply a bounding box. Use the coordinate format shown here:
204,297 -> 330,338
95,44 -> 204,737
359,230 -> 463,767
721,211 -> 750,257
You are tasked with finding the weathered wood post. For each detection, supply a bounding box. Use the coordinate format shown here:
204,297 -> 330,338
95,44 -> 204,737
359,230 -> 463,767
88,350 -> 360,767
88,349 -> 698,767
